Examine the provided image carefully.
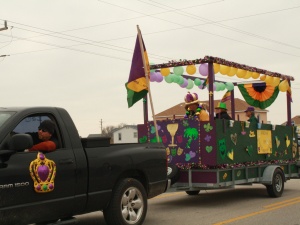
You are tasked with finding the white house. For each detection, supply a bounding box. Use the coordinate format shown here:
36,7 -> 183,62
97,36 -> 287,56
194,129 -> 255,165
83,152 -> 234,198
112,125 -> 138,144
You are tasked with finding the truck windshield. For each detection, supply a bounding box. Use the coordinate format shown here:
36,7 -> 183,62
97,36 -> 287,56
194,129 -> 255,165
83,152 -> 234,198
0,112 -> 14,127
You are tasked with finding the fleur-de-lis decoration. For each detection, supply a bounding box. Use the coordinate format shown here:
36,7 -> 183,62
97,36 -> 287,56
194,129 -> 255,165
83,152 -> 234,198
182,120 -> 189,127
204,123 -> 213,132
204,135 -> 211,142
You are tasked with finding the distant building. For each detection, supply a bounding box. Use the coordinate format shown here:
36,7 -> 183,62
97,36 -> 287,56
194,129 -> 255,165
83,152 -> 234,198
155,98 -> 268,123
111,125 -> 138,144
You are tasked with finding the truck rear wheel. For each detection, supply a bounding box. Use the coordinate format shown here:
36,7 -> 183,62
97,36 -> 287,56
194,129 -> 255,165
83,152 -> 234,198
103,178 -> 147,225
266,168 -> 284,198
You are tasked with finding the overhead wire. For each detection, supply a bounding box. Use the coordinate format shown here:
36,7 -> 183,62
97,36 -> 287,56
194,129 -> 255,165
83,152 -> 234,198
144,0 -> 300,50
0,26 -> 13,50
0,1 -> 300,64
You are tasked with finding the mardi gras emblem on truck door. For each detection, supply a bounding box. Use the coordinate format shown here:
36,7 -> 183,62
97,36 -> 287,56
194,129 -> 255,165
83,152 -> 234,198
29,152 -> 56,193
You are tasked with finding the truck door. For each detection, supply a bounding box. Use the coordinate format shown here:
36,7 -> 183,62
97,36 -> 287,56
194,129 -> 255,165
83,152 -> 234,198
0,114 -> 77,224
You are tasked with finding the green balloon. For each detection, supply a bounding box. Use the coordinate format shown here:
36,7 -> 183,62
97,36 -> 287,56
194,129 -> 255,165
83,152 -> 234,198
173,66 -> 184,76
219,83 -> 226,91
173,75 -> 180,83
164,75 -> 173,83
178,76 -> 184,85
225,82 -> 234,91
186,79 -> 194,89
194,78 -> 202,86
215,82 -> 220,91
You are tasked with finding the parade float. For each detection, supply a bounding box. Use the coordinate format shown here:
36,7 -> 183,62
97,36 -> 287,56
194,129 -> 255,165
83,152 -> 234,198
136,55 -> 299,197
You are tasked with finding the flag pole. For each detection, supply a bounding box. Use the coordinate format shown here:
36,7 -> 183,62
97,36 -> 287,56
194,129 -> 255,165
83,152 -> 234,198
137,25 -> 160,142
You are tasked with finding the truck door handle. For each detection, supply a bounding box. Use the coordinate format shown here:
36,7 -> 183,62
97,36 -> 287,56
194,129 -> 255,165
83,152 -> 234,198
58,158 -> 74,165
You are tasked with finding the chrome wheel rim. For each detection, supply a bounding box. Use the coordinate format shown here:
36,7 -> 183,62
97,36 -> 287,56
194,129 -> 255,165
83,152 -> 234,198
167,167 -> 172,176
121,187 -> 144,224
275,173 -> 283,192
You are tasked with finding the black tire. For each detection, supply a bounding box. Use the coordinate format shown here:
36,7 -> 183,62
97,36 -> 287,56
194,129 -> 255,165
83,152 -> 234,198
103,178 -> 147,225
266,168 -> 285,198
167,164 -> 180,185
185,190 -> 200,196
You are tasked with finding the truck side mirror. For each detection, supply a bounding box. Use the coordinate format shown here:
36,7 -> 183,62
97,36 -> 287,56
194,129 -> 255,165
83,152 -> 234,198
9,134 -> 33,151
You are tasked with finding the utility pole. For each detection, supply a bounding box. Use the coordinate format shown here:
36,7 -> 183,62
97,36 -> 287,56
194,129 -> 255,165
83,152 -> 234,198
0,20 -> 8,31
100,119 -> 103,134
0,21 -> 9,59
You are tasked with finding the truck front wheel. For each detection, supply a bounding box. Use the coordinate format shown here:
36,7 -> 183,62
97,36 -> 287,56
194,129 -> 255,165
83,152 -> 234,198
104,178 -> 147,225
266,168 -> 285,198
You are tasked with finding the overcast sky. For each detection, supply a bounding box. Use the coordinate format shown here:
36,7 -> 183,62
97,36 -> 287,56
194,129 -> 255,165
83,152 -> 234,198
0,0 -> 299,137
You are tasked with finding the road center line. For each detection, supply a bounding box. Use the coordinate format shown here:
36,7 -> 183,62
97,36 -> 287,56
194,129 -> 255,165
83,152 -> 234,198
213,199 -> 300,225
263,196 -> 300,208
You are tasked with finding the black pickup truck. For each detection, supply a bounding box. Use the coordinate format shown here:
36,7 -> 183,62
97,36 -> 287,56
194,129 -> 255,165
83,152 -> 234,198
0,107 -> 167,225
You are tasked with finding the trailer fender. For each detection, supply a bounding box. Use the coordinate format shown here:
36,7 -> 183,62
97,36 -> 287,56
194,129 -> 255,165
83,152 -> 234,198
261,165 -> 285,185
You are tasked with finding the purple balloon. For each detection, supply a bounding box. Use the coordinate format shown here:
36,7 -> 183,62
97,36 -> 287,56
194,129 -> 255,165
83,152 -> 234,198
199,63 -> 208,76
180,78 -> 188,88
156,72 -> 163,82
150,72 -> 157,82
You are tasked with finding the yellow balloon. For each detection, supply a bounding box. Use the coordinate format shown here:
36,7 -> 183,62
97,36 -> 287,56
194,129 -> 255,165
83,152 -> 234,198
244,71 -> 252,79
252,72 -> 260,79
279,80 -> 289,92
186,65 -> 196,75
227,67 -> 237,77
160,68 -> 170,76
236,69 -> 246,78
219,65 -> 230,75
265,76 -> 274,84
213,63 -> 220,74
271,77 -> 280,87
260,75 -> 266,81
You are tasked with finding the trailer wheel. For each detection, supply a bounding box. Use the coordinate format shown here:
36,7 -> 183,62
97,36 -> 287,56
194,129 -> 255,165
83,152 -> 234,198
185,190 -> 200,196
103,178 -> 147,225
167,164 -> 180,185
266,168 -> 284,198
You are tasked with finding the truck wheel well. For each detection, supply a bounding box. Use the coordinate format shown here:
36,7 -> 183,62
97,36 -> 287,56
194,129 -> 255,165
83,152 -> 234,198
116,170 -> 148,194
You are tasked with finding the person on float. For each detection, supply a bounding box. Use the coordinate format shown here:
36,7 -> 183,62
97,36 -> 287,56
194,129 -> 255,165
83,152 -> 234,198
184,92 -> 209,121
214,102 -> 232,120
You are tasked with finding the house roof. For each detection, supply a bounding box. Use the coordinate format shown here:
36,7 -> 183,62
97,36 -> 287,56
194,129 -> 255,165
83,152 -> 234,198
111,125 -> 137,133
155,98 -> 267,119
281,115 -> 300,126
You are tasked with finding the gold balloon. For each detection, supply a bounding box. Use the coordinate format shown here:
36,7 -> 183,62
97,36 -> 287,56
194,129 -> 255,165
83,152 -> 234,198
186,65 -> 196,75
279,80 -> 289,92
271,77 -> 280,87
220,65 -> 230,75
265,76 -> 274,84
260,75 -> 266,81
160,68 -> 170,76
244,71 -> 252,79
236,69 -> 246,78
213,63 -> 220,74
227,67 -> 237,76
252,72 -> 260,79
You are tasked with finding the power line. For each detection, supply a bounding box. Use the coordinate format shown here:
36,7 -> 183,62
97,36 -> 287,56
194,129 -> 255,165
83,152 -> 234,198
99,0 -> 300,58
0,32 -> 130,61
0,2 -> 300,60
0,20 -> 170,61
145,0 -> 300,50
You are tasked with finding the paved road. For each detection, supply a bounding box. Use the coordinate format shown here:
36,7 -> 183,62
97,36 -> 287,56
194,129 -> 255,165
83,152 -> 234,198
74,179 -> 300,225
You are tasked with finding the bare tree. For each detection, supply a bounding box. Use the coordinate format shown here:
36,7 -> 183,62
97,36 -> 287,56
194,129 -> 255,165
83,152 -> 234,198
101,123 -> 127,137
